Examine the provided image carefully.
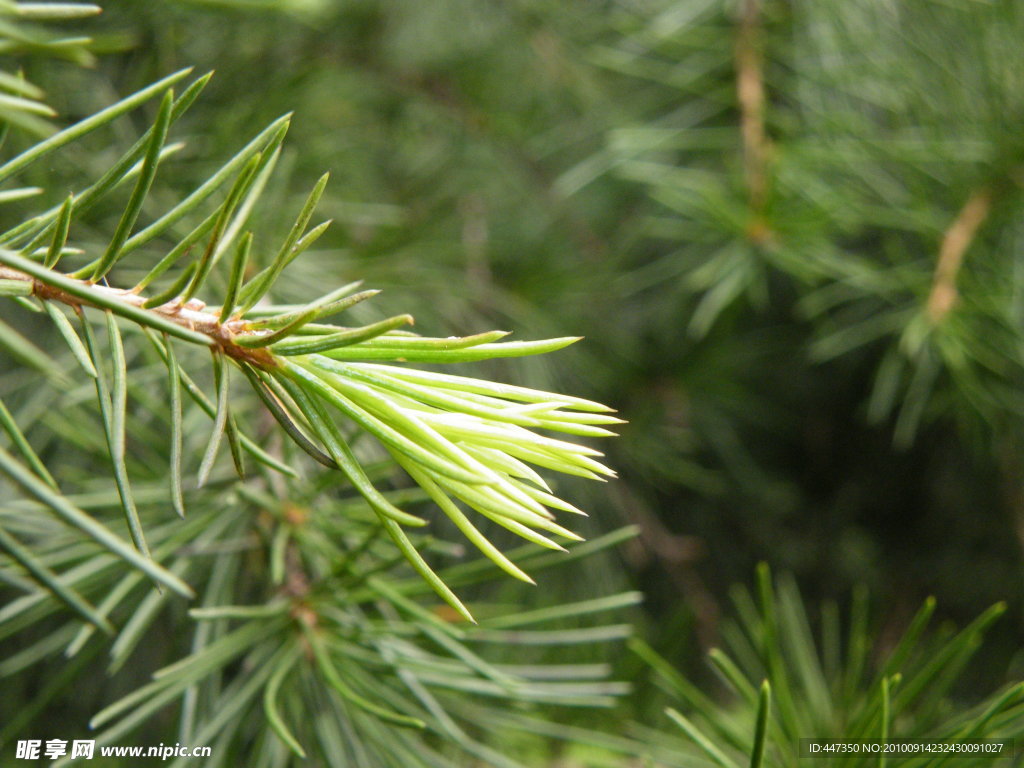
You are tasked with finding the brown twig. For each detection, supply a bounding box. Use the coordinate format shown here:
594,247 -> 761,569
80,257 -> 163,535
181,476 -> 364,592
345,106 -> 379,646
0,264 -> 278,368
927,187 -> 992,323
736,0 -> 769,236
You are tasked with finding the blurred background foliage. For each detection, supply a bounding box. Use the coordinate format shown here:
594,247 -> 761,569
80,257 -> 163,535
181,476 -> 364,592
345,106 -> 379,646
3,0 -> 1024,763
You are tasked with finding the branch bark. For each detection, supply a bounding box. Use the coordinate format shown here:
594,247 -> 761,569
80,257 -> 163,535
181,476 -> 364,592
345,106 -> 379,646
736,0 -> 769,236
0,258 -> 278,369
927,187 -> 992,324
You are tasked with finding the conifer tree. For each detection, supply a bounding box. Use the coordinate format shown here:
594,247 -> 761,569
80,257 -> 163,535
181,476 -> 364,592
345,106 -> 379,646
0,3 -> 634,764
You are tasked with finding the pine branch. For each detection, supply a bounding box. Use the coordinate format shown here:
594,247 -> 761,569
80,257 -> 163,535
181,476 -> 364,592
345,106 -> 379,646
643,568 -> 1024,768
0,19 -> 635,762
1,248 -> 619,600
0,63 -> 621,620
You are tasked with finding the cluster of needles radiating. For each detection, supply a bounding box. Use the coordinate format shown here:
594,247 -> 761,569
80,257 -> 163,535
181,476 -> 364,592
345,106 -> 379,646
0,69 -> 621,619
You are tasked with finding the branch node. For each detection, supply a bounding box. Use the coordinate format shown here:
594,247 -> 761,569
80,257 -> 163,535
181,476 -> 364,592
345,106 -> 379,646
0,263 -> 279,369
